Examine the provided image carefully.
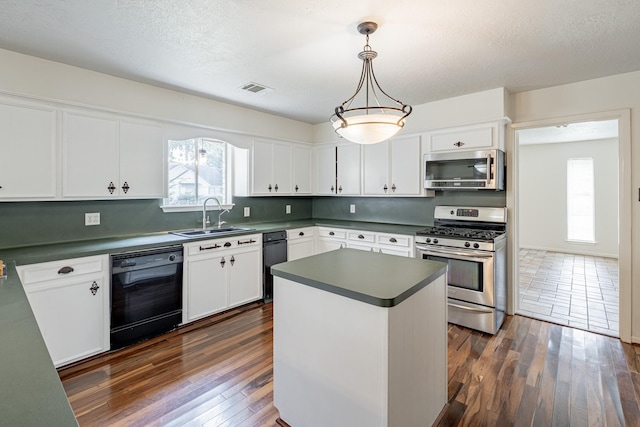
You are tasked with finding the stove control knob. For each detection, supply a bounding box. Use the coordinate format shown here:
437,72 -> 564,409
169,254 -> 176,262
425,238 -> 431,243
464,242 -> 470,248
473,243 -> 480,249
433,239 -> 439,244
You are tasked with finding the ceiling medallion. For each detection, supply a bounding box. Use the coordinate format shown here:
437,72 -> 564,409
330,21 -> 412,145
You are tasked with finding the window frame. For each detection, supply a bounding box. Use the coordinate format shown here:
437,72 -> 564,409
161,138 -> 235,213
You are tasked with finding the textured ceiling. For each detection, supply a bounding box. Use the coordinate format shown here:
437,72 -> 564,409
1,1 -> 640,124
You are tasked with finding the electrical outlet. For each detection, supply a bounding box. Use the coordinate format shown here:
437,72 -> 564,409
286,205 -> 291,214
243,207 -> 250,217
350,204 -> 356,214
85,212 -> 100,226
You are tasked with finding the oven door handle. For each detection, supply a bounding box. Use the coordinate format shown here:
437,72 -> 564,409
416,244 -> 493,261
448,301 -> 494,314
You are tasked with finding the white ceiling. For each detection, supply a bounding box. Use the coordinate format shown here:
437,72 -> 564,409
1,1 -> 640,125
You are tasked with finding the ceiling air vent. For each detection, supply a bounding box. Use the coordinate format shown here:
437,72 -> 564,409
239,82 -> 274,96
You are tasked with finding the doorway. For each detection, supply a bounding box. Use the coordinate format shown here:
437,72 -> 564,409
512,117 -> 627,337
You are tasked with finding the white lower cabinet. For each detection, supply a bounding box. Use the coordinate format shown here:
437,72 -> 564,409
183,234 -> 262,323
16,255 -> 110,367
287,227 -> 315,261
315,227 -> 347,254
345,229 -> 415,257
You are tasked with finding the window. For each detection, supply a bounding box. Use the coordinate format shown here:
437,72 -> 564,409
567,157 -> 595,242
164,138 -> 230,208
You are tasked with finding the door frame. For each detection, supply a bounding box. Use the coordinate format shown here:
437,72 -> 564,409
506,109 -> 631,342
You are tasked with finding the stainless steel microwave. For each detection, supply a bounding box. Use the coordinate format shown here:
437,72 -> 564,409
424,149 -> 505,190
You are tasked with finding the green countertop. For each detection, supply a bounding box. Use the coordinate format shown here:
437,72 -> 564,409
0,218 -> 427,426
272,248 -> 447,307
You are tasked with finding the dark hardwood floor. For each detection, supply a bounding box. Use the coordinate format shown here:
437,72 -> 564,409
59,302 -> 640,427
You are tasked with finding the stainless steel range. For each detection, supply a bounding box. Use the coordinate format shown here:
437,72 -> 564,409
415,206 -> 507,334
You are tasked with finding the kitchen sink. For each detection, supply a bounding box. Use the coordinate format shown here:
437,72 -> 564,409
170,226 -> 255,238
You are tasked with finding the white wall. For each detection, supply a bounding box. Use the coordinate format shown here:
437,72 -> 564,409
0,48 -> 314,144
518,138 -> 618,257
510,70 -> 639,342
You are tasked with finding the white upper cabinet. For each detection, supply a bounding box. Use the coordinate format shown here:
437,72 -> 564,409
363,135 -> 422,196
0,100 -> 57,199
252,140 -> 292,195
119,121 -> 165,198
314,145 -> 337,195
336,144 -> 361,195
425,121 -> 505,153
292,145 -> 312,194
63,111 -> 165,198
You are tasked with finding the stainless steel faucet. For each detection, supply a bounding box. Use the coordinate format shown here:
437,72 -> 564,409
202,197 -> 230,229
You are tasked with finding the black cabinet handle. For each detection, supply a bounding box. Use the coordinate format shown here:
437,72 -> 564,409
230,255 -> 235,266
389,237 -> 398,243
454,141 -> 465,147
329,231 -> 335,236
238,239 -> 257,245
89,281 -> 100,295
330,185 -> 335,192
224,241 -> 232,247
358,234 -> 365,239
274,184 -> 279,192
107,181 -> 116,194
299,232 -> 304,236
268,184 -> 272,192
58,266 -> 74,275
220,257 -> 226,267
295,185 -> 299,192
383,184 -> 388,193
200,243 -> 221,251
391,184 -> 396,192
121,182 -> 130,194
338,185 -> 343,193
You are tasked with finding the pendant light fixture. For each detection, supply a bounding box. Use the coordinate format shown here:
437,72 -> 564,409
330,21 -> 412,145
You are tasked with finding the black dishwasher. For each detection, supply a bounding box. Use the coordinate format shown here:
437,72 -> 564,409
263,231 -> 287,302
110,245 -> 183,350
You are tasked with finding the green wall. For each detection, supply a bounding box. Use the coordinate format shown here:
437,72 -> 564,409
0,192 -> 505,249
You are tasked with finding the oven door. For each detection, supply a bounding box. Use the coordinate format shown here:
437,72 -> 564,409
415,244 -> 495,307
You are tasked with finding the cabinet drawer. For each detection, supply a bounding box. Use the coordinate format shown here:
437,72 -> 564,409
18,255 -> 105,285
348,231 -> 375,243
376,233 -> 412,248
185,234 -> 262,256
429,126 -> 494,152
287,227 -> 315,240
318,228 -> 346,239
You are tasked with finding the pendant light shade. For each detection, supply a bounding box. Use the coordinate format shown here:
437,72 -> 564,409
330,22 -> 412,145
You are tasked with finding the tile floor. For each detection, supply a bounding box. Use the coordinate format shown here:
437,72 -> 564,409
518,248 -> 619,337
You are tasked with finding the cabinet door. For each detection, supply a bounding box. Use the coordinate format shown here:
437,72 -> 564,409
272,143 -> 292,194
26,277 -> 107,367
292,145 -> 312,194
63,112 -> 119,197
362,142 -> 389,195
119,121 -> 165,198
336,144 -> 361,195
316,238 -> 345,254
288,239 -> 315,261
390,135 -> 421,195
228,249 -> 262,307
428,125 -> 496,152
314,145 -> 336,195
252,140 -> 275,195
0,102 -> 57,199
185,256 -> 228,321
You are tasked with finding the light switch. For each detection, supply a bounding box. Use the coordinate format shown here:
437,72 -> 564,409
286,205 -> 291,214
244,207 -> 251,217
350,204 -> 356,214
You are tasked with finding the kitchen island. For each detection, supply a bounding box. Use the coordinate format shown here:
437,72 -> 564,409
271,248 -> 448,427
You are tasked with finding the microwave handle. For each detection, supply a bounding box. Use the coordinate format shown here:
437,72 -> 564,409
487,154 -> 494,185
